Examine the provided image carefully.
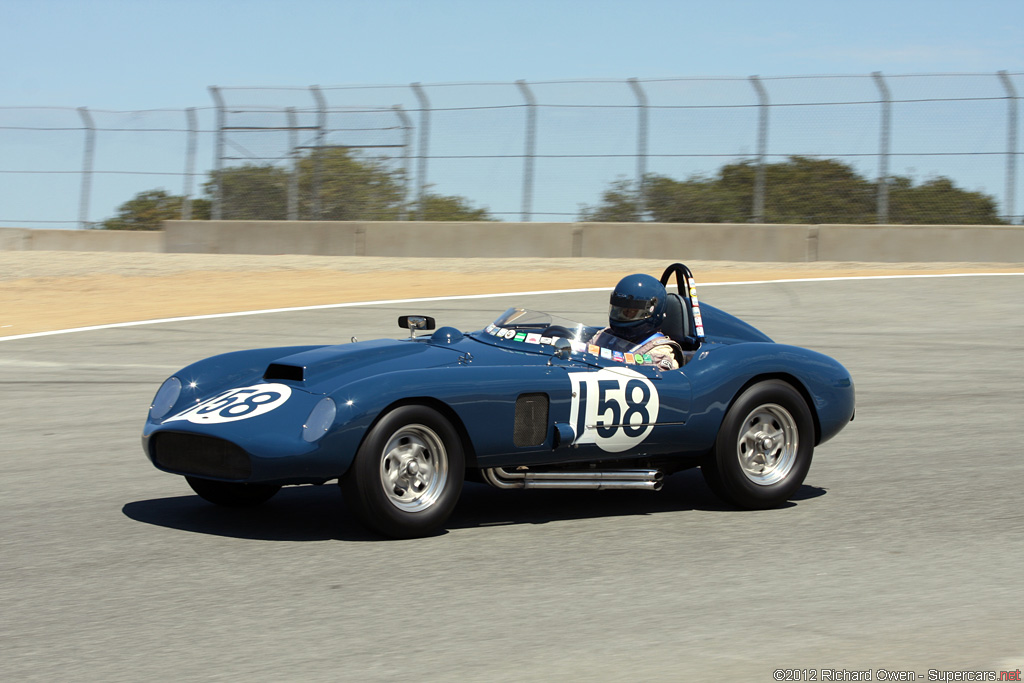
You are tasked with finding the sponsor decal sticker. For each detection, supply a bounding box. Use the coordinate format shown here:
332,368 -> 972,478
571,341 -> 588,354
486,323 -> 496,334
588,344 -> 601,356
539,336 -> 553,345
526,333 -> 541,344
504,329 -> 517,339
688,277 -> 705,339
625,352 -> 635,364
514,332 -> 527,342
643,353 -> 654,364
612,351 -> 624,362
600,348 -> 613,360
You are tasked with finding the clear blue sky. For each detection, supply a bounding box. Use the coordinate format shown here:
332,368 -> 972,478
6,0 -> 1020,108
2,0 -> 1022,226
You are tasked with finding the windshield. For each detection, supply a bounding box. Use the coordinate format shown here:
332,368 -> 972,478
479,307 -> 662,367
488,308 -> 590,341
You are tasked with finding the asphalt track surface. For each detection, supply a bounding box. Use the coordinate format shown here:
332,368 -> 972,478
3,274 -> 1023,682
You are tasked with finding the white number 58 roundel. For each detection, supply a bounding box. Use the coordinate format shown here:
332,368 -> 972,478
568,369 -> 660,453
164,383 -> 292,425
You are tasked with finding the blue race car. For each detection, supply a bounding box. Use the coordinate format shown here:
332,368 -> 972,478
142,264 -> 855,538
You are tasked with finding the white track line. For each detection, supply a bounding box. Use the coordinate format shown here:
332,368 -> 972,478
2,271 -> 1021,343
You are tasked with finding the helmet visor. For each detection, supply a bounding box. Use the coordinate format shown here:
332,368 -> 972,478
609,294 -> 657,323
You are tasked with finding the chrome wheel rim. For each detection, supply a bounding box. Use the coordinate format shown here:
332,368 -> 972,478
736,403 -> 798,486
379,424 -> 449,512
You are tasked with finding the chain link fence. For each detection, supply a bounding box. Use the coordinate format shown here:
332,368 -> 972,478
1,71 -> 1020,228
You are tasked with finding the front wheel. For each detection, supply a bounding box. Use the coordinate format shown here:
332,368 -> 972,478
341,405 -> 465,538
701,380 -> 814,509
185,476 -> 281,507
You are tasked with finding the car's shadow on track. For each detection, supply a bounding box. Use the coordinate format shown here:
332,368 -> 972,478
122,469 -> 827,542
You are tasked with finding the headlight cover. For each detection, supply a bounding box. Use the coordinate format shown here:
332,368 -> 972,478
302,397 -> 337,442
150,377 -> 182,420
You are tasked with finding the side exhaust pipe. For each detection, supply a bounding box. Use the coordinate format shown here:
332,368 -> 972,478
481,467 -> 664,491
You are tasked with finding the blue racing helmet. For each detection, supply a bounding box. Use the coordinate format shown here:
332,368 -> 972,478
608,273 -> 667,343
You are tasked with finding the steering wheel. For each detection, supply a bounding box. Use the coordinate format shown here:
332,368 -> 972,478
541,325 -> 575,339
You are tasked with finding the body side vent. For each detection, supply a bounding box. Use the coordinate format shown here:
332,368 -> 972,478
514,393 -> 549,447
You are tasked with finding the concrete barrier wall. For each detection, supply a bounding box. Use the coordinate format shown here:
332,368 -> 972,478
813,224 -> 1024,262
162,221 -> 580,258
361,222 -> 578,258
0,228 -> 162,252
4,222 -> 1023,262
578,223 -> 813,261
162,221 -> 360,255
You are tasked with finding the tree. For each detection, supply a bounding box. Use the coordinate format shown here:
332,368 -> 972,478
646,173 -> 746,223
722,157 -> 876,223
104,148 -> 498,226
579,156 -> 1005,225
578,178 -> 642,222
204,164 -> 289,220
207,148 -> 496,221
100,189 -> 210,230
295,149 -> 406,221
888,176 -> 1004,224
418,192 -> 496,221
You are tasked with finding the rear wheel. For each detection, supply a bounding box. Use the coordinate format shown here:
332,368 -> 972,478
701,380 -> 814,509
185,476 -> 281,507
341,405 -> 465,538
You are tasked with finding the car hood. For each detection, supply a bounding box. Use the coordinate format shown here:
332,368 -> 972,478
261,338 -> 466,394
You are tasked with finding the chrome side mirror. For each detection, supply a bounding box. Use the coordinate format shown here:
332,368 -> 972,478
398,315 -> 436,339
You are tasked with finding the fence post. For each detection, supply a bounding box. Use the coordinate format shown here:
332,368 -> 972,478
286,107 -> 299,221
872,72 -> 892,224
393,105 -> 414,220
411,83 -> 430,221
628,78 -> 648,221
208,86 -> 225,220
182,107 -> 197,220
749,76 -> 769,223
310,86 -> 327,220
76,107 -> 95,229
998,70 -> 1019,224
516,80 -> 537,222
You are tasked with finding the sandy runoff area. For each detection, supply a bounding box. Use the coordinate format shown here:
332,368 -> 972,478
1,251 -> 1021,337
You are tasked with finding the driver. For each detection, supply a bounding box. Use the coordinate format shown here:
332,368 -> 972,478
591,274 -> 684,371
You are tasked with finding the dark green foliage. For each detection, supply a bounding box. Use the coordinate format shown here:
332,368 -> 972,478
295,149 -> 406,221
578,178 -> 641,222
580,156 -> 1005,225
205,164 -> 290,220
888,176 -> 1004,225
101,189 -> 210,230
104,148 -> 497,227
418,192 -> 495,221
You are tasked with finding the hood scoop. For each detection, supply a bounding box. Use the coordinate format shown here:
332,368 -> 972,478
264,363 -> 305,382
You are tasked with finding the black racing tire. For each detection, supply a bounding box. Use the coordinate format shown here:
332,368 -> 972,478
185,476 -> 281,507
701,380 -> 814,509
341,405 -> 465,539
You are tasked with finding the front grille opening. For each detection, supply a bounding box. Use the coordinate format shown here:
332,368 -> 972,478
152,432 -> 251,480
514,393 -> 549,447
